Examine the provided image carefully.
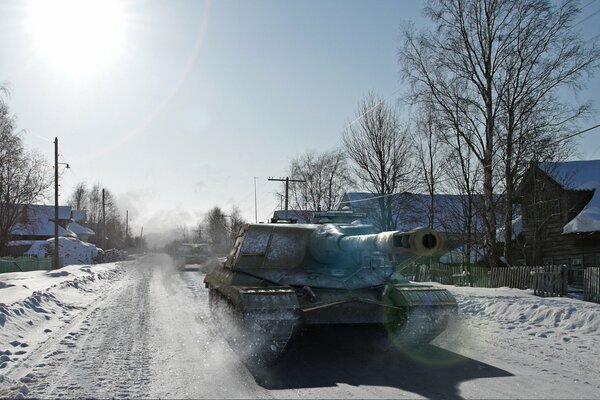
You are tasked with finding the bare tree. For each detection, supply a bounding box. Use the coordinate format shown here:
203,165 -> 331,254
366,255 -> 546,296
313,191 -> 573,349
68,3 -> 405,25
228,206 -> 246,242
204,206 -> 229,255
400,0 -> 599,266
175,224 -> 190,242
412,103 -> 445,229
0,88 -> 52,254
285,148 -> 353,221
87,183 -> 103,227
68,182 -> 88,211
194,222 -> 205,243
343,93 -> 415,231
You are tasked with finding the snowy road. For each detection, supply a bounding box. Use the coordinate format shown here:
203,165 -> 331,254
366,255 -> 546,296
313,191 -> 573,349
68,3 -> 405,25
1,253 -> 599,398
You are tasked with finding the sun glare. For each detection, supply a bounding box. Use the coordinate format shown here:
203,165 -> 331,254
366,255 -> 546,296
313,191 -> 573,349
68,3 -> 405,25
27,0 -> 126,76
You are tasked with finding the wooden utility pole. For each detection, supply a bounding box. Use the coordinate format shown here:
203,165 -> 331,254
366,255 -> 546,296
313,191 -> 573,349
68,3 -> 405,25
268,177 -> 305,219
53,138 -> 59,270
102,188 -> 106,249
140,226 -> 144,252
253,177 -> 258,223
52,138 -> 69,269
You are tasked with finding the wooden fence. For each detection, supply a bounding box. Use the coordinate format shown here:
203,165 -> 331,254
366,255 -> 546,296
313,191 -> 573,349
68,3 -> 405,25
410,263 -> 492,288
584,267 -> 600,303
531,266 -> 567,297
410,263 -> 568,297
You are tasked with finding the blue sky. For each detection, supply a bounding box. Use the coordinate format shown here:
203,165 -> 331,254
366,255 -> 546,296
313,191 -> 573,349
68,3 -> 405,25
1,0 -> 600,242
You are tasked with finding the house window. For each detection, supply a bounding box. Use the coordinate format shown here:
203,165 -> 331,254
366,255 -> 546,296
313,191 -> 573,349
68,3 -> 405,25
550,199 -> 560,217
570,257 -> 583,268
542,257 -> 553,266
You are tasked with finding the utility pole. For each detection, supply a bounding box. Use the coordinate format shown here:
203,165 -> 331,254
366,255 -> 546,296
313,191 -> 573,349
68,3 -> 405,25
53,138 -> 59,270
125,210 -> 129,244
253,177 -> 258,223
140,226 -> 144,252
102,188 -> 106,249
268,177 -> 305,219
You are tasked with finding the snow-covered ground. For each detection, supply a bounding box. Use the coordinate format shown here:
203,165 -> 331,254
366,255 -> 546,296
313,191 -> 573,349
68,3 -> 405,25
433,285 -> 600,398
1,255 -> 599,398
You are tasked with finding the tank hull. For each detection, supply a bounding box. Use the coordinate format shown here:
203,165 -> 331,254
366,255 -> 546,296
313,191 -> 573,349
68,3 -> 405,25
205,268 -> 457,363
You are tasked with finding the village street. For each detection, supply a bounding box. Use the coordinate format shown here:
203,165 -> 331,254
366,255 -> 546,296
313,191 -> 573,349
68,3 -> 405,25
1,254 -> 599,399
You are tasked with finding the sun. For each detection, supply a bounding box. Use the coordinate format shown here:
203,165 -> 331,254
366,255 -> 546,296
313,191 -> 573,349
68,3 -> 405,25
27,0 -> 126,76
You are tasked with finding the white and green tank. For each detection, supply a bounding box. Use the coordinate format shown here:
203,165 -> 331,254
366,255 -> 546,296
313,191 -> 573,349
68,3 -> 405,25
204,213 -> 457,364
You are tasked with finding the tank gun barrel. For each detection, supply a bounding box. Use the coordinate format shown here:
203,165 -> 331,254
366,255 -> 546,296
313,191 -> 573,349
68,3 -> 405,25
308,226 -> 443,263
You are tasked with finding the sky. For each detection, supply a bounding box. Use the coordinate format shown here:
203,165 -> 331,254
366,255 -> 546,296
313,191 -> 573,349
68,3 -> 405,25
1,0 -> 600,245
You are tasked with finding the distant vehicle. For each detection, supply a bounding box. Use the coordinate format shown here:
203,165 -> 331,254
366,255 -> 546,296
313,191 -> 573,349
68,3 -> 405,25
175,243 -> 211,267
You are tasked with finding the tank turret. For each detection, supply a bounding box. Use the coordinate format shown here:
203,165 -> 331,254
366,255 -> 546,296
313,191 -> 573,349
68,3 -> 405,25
205,217 -> 458,365
308,224 -> 442,263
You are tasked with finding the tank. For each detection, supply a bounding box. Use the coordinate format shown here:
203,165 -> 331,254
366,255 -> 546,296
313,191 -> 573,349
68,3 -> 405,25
204,215 -> 457,363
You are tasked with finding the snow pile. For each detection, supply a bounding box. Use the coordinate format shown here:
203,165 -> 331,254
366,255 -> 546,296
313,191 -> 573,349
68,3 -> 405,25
0,263 -> 124,372
97,249 -> 131,263
540,160 -> 600,234
436,283 -> 600,340
25,237 -> 100,266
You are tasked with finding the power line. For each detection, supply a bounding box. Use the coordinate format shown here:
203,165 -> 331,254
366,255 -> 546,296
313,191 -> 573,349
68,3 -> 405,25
574,6 -> 600,27
556,122 -> 600,143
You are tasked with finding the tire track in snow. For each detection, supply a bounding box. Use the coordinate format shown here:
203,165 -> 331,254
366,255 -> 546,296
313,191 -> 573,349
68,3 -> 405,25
21,264 -> 153,398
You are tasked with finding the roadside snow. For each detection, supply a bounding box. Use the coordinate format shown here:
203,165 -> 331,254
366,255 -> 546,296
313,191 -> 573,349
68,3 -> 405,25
431,283 -> 600,396
25,237 -> 100,266
441,284 -> 600,335
0,263 -> 124,374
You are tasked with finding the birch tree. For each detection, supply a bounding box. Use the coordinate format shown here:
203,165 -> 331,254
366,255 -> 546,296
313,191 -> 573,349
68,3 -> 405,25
343,93 -> 415,231
400,0 -> 598,266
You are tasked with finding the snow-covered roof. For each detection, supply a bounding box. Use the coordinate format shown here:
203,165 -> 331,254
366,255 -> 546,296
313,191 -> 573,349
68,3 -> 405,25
540,160 -> 600,191
68,222 -> 95,236
539,160 -> 600,234
71,210 -> 87,222
11,204 -> 76,238
338,192 -> 482,233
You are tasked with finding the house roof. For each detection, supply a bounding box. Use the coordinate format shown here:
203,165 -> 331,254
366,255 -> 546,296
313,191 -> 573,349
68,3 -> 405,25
10,204 -> 76,238
539,160 -> 600,234
540,160 -> 600,191
338,192 -> 481,233
68,222 -> 95,236
71,210 -> 87,222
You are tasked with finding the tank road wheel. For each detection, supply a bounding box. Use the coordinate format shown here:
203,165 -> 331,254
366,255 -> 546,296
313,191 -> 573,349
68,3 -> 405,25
208,288 -> 298,365
383,306 -> 451,347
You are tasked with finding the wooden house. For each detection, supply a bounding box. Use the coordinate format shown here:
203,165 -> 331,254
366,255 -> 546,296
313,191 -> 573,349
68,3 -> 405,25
512,160 -> 600,285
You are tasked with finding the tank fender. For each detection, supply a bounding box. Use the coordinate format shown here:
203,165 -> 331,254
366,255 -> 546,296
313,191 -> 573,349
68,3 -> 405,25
385,285 -> 458,308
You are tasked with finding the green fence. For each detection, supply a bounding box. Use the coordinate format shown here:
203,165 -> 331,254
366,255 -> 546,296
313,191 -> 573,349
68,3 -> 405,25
0,257 -> 54,274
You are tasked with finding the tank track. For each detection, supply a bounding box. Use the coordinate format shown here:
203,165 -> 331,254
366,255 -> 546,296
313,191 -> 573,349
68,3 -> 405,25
385,306 -> 454,346
209,288 -> 299,364
384,286 -> 457,346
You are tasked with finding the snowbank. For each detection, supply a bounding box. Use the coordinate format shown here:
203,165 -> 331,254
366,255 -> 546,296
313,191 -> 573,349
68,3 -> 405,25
435,283 -> 600,337
0,262 -> 125,371
25,237 -> 100,266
